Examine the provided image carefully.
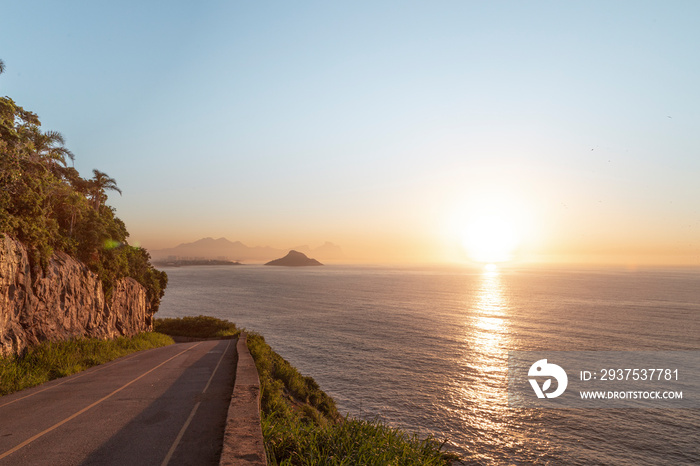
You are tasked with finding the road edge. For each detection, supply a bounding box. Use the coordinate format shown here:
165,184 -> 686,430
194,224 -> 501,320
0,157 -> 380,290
219,333 -> 267,465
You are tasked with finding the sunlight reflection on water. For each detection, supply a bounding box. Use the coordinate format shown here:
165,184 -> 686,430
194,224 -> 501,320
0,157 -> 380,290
159,265 -> 700,465
455,268 -> 519,462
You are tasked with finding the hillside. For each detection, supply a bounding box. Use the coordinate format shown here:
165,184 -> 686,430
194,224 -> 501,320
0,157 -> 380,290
0,58 -> 167,315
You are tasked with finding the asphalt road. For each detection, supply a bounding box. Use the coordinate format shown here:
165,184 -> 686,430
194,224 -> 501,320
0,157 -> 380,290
0,339 -> 237,465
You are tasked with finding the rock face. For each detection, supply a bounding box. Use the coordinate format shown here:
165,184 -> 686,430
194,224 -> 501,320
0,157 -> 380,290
0,235 -> 152,356
265,250 -> 323,267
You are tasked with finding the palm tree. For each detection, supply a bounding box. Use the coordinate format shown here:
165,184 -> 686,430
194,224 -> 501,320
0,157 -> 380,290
28,128 -> 75,166
88,169 -> 122,211
0,59 -> 5,75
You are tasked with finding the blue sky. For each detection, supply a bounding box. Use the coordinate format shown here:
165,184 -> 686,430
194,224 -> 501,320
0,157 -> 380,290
2,1 -> 699,263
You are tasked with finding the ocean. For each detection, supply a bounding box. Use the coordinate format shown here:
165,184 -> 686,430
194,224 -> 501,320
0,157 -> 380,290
157,264 -> 699,465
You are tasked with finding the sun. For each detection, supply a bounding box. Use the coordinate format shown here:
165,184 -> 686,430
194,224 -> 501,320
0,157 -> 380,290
444,187 -> 534,265
462,212 -> 521,263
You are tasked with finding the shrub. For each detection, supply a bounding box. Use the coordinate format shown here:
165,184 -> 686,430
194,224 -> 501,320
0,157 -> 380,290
153,315 -> 240,339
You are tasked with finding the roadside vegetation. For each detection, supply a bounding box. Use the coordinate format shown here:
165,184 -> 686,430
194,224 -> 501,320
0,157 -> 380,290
154,315 -> 240,339
247,332 -> 459,465
0,332 -> 174,396
0,58 -> 167,311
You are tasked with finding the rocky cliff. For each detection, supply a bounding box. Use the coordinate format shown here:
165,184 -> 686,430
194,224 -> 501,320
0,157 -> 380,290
0,236 -> 152,356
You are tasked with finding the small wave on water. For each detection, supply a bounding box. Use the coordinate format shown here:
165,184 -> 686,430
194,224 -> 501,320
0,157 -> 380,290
159,265 -> 700,465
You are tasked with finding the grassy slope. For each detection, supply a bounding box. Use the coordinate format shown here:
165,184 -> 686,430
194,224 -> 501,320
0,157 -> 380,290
0,332 -> 174,396
247,332 -> 459,465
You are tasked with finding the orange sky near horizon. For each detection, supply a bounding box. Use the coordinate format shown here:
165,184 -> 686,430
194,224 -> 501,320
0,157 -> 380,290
133,165 -> 700,267
3,2 -> 698,268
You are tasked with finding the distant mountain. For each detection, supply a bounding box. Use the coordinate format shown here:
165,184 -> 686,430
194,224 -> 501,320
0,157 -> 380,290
293,241 -> 345,261
149,237 -> 343,263
149,237 -> 281,262
151,258 -> 242,267
265,250 -> 323,267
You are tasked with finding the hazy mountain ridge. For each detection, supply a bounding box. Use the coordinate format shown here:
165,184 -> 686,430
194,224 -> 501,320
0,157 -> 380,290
149,237 -> 344,263
292,242 -> 344,260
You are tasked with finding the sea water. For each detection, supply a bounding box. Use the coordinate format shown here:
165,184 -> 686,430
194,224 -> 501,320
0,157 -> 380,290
158,265 -> 700,465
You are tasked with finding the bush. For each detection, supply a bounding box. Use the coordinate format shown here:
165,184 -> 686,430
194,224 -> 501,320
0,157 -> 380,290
153,316 -> 240,339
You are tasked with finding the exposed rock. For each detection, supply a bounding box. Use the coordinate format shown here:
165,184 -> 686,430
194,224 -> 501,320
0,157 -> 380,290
264,250 -> 323,267
0,235 -> 152,356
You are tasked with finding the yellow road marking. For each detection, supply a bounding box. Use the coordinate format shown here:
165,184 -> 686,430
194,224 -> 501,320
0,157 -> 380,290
0,343 -> 201,460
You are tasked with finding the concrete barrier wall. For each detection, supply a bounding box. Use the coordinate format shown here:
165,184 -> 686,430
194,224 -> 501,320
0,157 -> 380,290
220,333 -> 267,465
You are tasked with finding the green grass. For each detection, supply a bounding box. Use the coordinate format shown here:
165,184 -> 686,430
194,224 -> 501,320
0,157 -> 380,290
261,415 -> 456,466
153,315 -> 240,339
0,332 -> 174,396
248,332 -> 338,423
247,332 -> 459,465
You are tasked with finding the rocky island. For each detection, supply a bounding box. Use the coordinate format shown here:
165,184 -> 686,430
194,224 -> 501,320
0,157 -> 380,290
265,250 -> 323,266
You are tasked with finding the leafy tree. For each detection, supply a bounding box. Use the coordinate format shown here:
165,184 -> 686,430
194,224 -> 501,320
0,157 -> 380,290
87,169 -> 122,211
27,127 -> 74,167
0,97 -> 40,157
0,59 -> 166,313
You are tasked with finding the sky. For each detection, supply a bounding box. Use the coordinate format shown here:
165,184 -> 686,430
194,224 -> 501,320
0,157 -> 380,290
2,1 -> 699,265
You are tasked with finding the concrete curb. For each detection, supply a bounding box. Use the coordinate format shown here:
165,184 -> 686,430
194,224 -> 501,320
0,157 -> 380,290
219,333 -> 267,465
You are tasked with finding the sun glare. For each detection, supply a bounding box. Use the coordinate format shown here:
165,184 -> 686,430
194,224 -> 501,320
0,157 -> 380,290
462,213 -> 520,263
484,263 -> 498,272
444,185 -> 534,265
